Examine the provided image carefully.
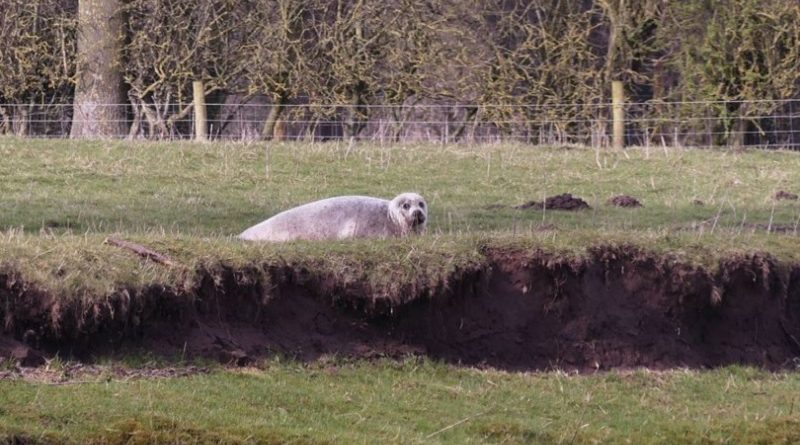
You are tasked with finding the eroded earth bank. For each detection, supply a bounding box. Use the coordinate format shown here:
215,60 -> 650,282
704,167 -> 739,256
3,246 -> 800,371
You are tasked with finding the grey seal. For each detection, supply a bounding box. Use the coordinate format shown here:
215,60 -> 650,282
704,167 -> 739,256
239,192 -> 427,242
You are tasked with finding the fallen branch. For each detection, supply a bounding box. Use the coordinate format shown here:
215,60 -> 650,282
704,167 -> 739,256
104,237 -> 177,267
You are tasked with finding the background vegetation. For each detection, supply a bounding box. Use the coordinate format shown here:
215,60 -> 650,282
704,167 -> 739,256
0,0 -> 798,143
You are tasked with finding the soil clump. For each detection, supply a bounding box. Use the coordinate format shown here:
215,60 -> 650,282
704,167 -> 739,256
514,193 -> 590,211
607,195 -> 642,207
775,190 -> 798,200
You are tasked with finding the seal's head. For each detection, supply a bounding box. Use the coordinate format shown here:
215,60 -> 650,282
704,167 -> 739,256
389,192 -> 428,235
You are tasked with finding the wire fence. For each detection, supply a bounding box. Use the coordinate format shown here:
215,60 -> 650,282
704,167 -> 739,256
1,99 -> 799,148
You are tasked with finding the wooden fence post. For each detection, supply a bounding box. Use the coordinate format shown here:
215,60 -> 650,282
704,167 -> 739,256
193,81 -> 207,142
612,80 -> 625,150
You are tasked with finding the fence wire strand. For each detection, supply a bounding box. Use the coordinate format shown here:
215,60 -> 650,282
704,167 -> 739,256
1,100 -> 799,148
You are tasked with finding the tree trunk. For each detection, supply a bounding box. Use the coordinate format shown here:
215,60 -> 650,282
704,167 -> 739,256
791,100 -> 799,149
70,0 -> 126,139
13,106 -> 29,137
344,85 -> 367,139
732,102 -> 749,148
451,107 -> 478,142
602,0 -> 625,150
0,107 -> 10,135
261,94 -> 288,141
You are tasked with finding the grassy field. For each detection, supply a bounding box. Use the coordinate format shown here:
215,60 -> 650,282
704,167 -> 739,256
3,137 -> 800,443
2,361 -> 800,444
3,137 -> 800,237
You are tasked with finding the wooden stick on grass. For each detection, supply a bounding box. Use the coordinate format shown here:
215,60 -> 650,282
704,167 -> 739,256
104,237 -> 176,267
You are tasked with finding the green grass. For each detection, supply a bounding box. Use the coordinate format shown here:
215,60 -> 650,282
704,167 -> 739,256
3,137 -> 800,237
2,361 -> 800,444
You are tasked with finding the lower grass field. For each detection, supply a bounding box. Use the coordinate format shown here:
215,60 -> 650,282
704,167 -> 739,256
2,362 -> 800,444
2,137 -> 800,444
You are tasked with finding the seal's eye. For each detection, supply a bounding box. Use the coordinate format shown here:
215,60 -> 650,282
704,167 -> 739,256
419,202 -> 425,209
402,203 -> 410,210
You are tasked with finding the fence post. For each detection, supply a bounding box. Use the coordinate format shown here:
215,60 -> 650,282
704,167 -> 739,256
612,81 -> 625,150
193,81 -> 207,142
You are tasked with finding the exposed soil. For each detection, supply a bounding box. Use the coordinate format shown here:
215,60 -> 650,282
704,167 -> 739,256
514,193 -> 590,211
775,190 -> 798,201
0,361 -> 209,383
3,246 -> 800,372
607,195 -> 642,208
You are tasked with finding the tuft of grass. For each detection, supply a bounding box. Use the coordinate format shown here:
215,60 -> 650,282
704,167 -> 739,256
2,362 -> 800,444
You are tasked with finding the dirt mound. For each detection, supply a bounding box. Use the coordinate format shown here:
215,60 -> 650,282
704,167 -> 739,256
607,195 -> 642,208
514,193 -> 590,211
3,247 -> 800,372
775,190 -> 798,200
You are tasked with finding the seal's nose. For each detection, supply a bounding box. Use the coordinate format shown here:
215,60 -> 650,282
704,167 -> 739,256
413,210 -> 426,224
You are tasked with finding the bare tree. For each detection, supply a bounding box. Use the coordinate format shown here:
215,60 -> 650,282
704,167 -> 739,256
123,0 -> 243,139
240,0 -> 318,140
70,0 -> 126,138
309,0 -> 395,138
0,0 -> 76,136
